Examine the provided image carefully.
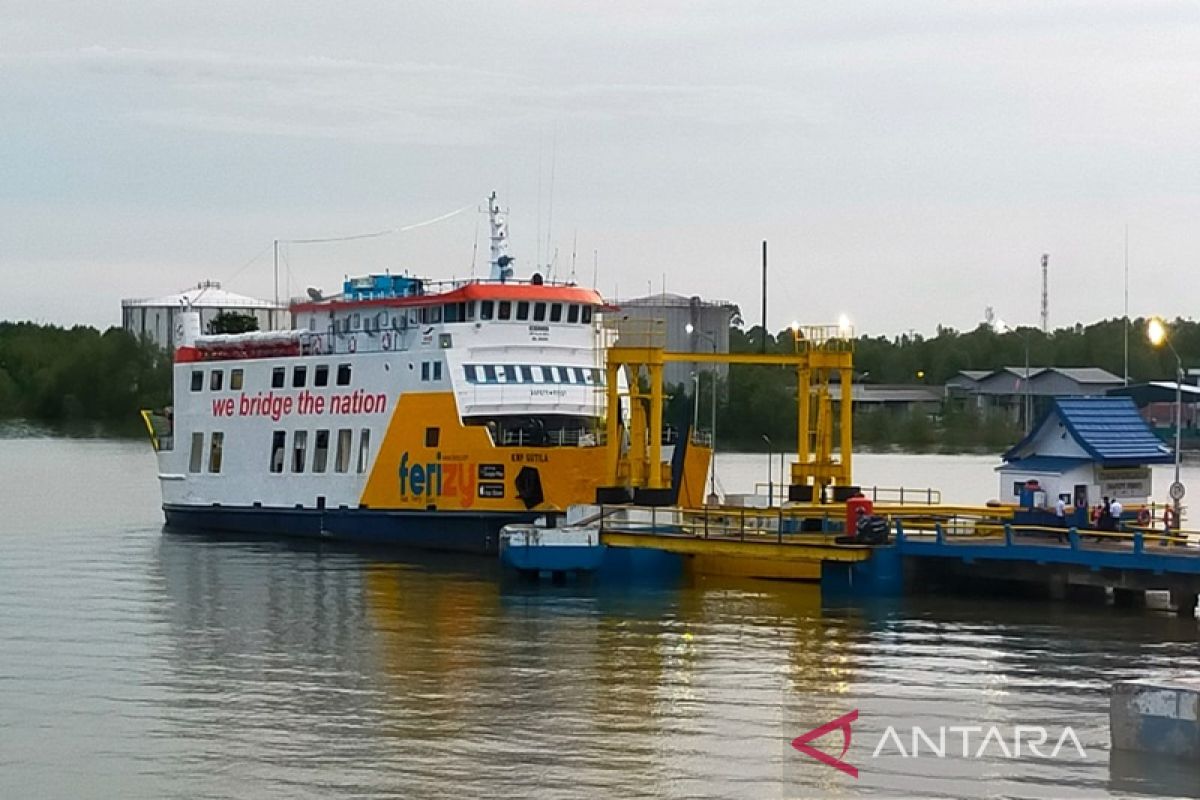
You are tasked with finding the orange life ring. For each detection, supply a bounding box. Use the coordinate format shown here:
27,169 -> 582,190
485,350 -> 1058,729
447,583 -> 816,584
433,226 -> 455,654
1136,508 -> 1151,526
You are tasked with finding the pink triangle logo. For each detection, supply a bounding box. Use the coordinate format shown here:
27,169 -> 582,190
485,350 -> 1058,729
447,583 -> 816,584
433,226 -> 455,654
791,709 -> 859,779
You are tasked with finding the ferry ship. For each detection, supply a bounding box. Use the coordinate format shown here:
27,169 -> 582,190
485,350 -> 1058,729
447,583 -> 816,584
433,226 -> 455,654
142,195 -> 711,553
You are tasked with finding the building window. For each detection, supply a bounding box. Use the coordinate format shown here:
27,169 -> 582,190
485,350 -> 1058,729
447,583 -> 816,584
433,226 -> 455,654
421,362 -> 430,381
336,364 -> 352,386
480,301 -> 494,320
516,301 -> 530,321
292,431 -> 308,473
335,429 -> 352,473
210,370 -> 223,391
498,301 -> 511,320
230,369 -> 244,391
433,361 -> 442,381
313,430 -> 330,473
272,367 -> 286,388
581,306 -> 592,324
550,303 -> 563,323
425,427 -> 440,447
189,432 -> 204,473
533,302 -> 546,322
270,431 -> 286,473
190,371 -> 203,392
520,365 -> 533,382
464,365 -> 478,382
315,364 -> 329,387
208,432 -> 224,473
356,429 -> 371,474
292,366 -> 306,388
567,304 -> 580,323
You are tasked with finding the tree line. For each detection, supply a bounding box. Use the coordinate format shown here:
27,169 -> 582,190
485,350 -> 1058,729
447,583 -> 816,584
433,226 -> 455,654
0,322 -> 172,428
668,316 -> 1197,452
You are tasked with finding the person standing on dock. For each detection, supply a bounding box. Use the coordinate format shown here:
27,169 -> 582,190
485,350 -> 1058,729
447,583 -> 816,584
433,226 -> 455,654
1055,495 -> 1067,526
1110,497 -> 1124,530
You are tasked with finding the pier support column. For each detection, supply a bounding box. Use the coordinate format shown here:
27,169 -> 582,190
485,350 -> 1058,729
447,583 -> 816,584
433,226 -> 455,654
604,362 -> 621,484
647,363 -> 663,489
1113,588 -> 1146,608
1170,590 -> 1198,617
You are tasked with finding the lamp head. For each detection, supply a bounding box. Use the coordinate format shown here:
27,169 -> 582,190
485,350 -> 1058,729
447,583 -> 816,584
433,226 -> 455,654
1148,317 -> 1168,347
685,322 -> 695,335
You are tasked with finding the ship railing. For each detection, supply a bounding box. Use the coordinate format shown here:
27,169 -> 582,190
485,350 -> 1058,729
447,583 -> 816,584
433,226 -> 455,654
690,430 -> 713,447
497,428 -> 607,448
139,409 -> 174,452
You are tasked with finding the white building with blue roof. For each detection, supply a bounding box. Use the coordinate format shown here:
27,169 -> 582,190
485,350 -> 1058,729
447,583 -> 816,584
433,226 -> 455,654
998,396 -> 1173,511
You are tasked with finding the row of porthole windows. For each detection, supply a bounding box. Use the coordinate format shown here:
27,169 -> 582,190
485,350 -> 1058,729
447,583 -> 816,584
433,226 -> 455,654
463,364 -> 604,386
269,428 -> 371,475
330,301 -> 594,333
190,363 -> 353,392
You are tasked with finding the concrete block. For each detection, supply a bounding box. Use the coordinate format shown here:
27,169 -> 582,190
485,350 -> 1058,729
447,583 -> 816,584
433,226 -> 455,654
1112,676 -> 1200,758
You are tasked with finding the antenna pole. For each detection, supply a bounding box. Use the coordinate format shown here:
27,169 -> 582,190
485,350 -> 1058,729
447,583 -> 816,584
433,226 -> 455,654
273,239 -> 279,307
760,240 -> 768,354
1124,225 -> 1130,385
1040,253 -> 1049,333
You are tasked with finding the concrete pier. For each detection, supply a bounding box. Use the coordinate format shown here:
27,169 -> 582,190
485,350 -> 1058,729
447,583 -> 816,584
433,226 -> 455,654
1112,676 -> 1200,758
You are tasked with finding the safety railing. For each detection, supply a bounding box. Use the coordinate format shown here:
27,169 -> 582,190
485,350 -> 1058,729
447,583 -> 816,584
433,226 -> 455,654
896,519 -> 1200,552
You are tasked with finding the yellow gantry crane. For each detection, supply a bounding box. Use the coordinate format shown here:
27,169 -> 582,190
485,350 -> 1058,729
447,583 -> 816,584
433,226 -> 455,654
601,319 -> 855,504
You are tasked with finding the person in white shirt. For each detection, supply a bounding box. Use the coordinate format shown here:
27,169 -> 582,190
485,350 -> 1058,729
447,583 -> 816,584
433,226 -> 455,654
1055,495 -> 1066,524
1109,497 -> 1124,527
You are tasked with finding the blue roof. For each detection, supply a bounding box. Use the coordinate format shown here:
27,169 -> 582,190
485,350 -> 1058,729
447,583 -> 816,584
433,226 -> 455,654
1004,396 -> 1173,465
996,456 -> 1091,473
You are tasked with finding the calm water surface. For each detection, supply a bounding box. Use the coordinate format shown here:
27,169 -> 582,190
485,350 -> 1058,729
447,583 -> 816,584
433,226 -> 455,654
2,436 -> 1199,799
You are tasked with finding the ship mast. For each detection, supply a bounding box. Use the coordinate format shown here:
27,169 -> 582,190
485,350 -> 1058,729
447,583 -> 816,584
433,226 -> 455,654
488,192 -> 514,282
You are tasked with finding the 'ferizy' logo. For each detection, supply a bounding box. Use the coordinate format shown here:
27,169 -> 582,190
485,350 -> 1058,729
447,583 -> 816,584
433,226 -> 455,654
397,452 -> 476,507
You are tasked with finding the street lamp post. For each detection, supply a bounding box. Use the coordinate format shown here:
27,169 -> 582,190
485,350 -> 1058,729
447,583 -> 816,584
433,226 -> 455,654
762,434 -> 773,506
686,323 -> 719,503
1148,317 -> 1184,531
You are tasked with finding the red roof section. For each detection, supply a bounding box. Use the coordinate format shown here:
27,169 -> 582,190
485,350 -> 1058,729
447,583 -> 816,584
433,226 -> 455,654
290,281 -> 603,314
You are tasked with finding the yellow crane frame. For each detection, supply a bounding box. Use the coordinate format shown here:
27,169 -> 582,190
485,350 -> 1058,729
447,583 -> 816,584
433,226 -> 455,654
602,321 -> 855,499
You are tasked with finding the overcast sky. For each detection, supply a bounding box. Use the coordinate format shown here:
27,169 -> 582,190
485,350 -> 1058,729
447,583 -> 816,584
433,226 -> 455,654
3,1 -> 1199,336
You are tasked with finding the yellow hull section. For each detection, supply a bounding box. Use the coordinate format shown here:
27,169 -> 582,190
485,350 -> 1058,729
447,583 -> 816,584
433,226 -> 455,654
359,392 -> 711,513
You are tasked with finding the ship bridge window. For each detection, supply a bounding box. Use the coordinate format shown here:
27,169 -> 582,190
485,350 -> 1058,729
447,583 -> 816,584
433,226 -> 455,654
556,367 -> 571,383
464,365 -> 478,382
574,368 -> 588,384
272,367 -> 286,389
502,365 -> 517,383
292,366 -> 306,388
516,301 -> 529,321
230,369 -> 244,391
270,431 -> 286,473
190,370 -> 203,392
567,304 -> 580,324
550,303 -> 563,323
208,432 -> 224,473
483,365 -> 498,383
313,430 -> 330,473
336,364 -> 352,386
292,430 -> 308,473
533,302 -> 546,322
480,301 -> 494,320
315,364 -> 329,387
210,370 -> 223,391
520,365 -> 533,382
581,306 -> 593,324
540,366 -> 554,383
465,302 -> 476,321
335,429 -> 352,473
421,306 -> 442,324
498,301 -> 511,320
444,302 -> 467,323
189,432 -> 204,473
